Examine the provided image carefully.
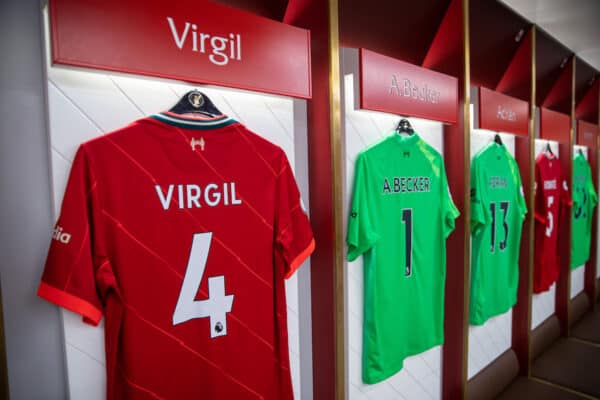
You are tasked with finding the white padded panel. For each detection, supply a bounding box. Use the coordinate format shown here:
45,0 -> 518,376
467,310 -> 513,379
46,53 -> 306,400
65,343 -> 105,400
467,130 -> 516,379
530,139 -> 560,329
573,145 -> 589,160
47,81 -> 103,162
571,145 -> 589,298
531,283 -> 556,329
343,65 -> 444,399
50,150 -> 70,216
48,68 -> 144,132
108,76 -> 180,116
61,311 -> 106,367
570,266 -> 586,299
534,139 -> 560,159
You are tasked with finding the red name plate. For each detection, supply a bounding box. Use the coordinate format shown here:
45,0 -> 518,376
359,49 -> 458,123
540,107 -> 570,142
577,120 -> 599,148
478,87 -> 529,136
49,0 -> 311,98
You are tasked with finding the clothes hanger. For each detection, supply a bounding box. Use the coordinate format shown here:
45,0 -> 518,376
395,118 -> 414,135
545,141 -> 554,158
493,133 -> 503,145
169,90 -> 223,117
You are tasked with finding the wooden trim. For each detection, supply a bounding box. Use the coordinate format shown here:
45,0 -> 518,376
565,56 -> 577,337
509,26 -> 535,378
442,0 -> 470,398
284,1 -> 340,398
461,0 -> 471,397
552,57 -> 576,337
328,0 -> 345,399
527,26 -> 536,377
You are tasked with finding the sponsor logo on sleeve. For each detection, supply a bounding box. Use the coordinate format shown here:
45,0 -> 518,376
52,225 -> 71,244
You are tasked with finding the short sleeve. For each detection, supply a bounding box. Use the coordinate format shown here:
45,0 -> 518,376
275,155 -> 315,280
441,163 -> 460,238
470,157 -> 489,235
560,177 -> 572,207
533,160 -> 546,224
586,166 -> 598,209
559,169 -> 572,220
37,146 -> 103,326
513,159 -> 528,220
347,154 -> 380,261
517,183 -> 528,220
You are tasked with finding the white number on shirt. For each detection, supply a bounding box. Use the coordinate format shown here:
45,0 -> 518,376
545,195 -> 554,237
172,232 -> 234,338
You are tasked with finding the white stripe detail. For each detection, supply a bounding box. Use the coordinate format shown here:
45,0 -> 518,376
156,114 -> 234,127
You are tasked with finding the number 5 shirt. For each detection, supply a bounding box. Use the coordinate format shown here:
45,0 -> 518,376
470,142 -> 527,325
38,113 -> 314,400
533,153 -> 570,293
347,133 -> 459,384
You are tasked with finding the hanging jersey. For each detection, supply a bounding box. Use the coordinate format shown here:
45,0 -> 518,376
533,153 -> 570,293
347,133 -> 459,384
470,142 -> 527,325
38,112 -> 315,400
571,154 -> 598,268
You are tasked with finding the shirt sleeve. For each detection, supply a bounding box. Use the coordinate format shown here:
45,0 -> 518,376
275,155 -> 315,280
347,154 -> 380,261
534,160 -> 546,224
515,160 -> 528,220
441,163 -> 460,238
586,165 -> 598,210
559,168 -> 572,221
37,146 -> 104,326
470,157 -> 489,235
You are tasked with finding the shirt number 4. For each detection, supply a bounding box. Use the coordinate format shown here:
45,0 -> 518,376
172,232 -> 234,338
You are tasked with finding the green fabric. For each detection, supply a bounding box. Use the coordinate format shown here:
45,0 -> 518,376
347,133 -> 459,384
470,142 -> 527,325
570,154 -> 598,268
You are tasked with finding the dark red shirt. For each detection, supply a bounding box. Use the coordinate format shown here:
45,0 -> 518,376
39,112 -> 314,400
533,152 -> 570,293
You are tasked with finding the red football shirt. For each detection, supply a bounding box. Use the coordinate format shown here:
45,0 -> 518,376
533,152 -> 570,293
38,112 -> 315,400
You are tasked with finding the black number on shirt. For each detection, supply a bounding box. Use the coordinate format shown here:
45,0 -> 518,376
574,188 -> 587,219
490,201 -> 510,252
401,208 -> 413,276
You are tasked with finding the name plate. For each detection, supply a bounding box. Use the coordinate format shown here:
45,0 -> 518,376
478,87 -> 529,136
359,49 -> 458,123
540,108 -> 570,142
577,120 -> 599,148
49,0 -> 311,98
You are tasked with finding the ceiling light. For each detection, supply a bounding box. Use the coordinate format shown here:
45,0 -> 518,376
515,28 -> 525,42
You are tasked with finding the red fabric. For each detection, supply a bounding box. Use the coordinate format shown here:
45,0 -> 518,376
37,282 -> 102,325
38,114 -> 314,400
533,153 -> 570,293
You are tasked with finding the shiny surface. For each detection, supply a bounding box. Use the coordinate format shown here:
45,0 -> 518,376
328,1 -> 345,399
